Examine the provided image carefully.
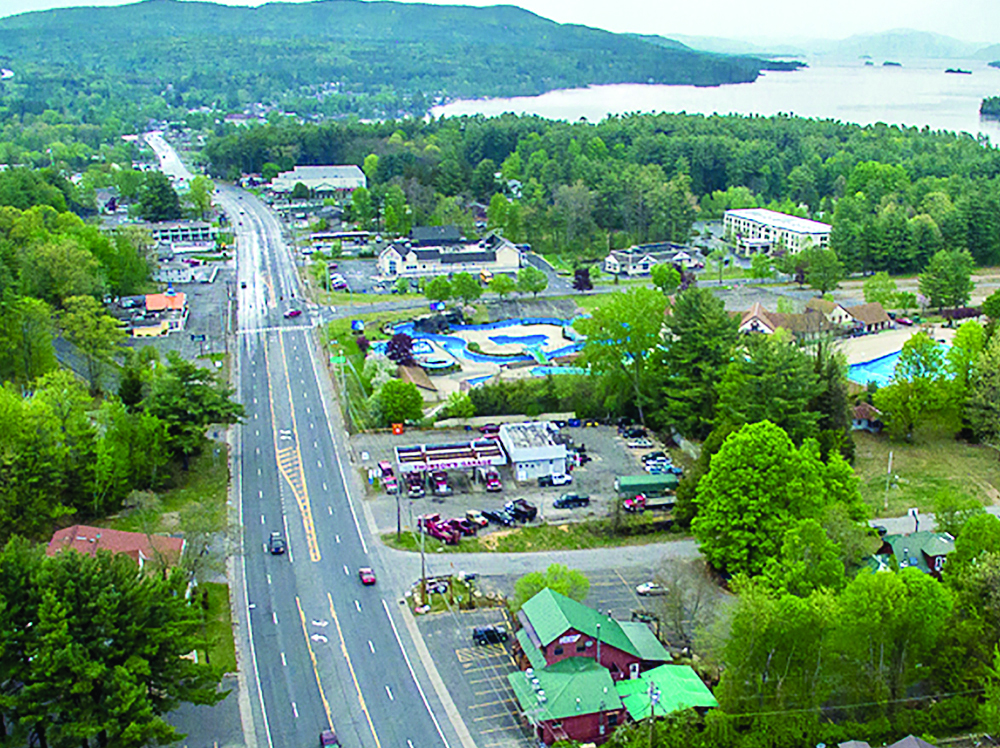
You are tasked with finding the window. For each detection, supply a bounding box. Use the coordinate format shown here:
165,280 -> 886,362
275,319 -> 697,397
608,715 -> 618,726
576,642 -> 586,652
553,646 -> 564,656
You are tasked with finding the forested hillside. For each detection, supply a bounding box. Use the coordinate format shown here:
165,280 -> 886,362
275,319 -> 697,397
204,111 -> 1000,271
0,0 -> 798,121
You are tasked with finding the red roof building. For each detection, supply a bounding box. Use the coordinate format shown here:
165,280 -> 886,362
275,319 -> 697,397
46,525 -> 185,569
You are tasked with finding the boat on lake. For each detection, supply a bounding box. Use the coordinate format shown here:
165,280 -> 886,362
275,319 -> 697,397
945,68 -> 972,75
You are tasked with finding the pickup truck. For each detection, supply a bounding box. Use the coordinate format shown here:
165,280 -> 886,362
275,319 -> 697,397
483,469 -> 502,492
431,470 -> 453,496
466,509 -> 489,528
378,460 -> 399,494
418,513 -> 460,544
445,517 -> 478,536
623,493 -> 675,513
406,472 -> 425,499
505,498 -> 538,522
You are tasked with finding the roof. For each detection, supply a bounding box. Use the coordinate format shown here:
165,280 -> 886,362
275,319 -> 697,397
280,165 -> 364,180
399,365 -> 437,392
619,622 -> 671,661
508,657 -> 623,721
411,225 -> 463,245
853,402 -> 882,421
805,298 -> 841,315
838,742 -> 872,748
724,208 -> 832,235
880,531 -> 955,574
615,664 -> 718,720
740,303 -> 835,336
518,588 -> 669,662
145,292 -> 187,311
517,628 -> 548,670
888,737 -> 937,748
46,525 -> 185,566
846,302 -> 890,326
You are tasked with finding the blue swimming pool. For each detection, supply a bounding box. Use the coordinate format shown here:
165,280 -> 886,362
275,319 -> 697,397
489,333 -> 549,346
848,344 -> 950,386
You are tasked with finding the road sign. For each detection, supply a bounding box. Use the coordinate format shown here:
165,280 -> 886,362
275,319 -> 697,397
351,320 -> 365,332
190,333 -> 207,342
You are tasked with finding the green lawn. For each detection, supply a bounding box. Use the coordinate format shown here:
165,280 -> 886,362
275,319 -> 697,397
853,431 -> 1000,518
199,582 -> 237,674
382,520 -> 682,554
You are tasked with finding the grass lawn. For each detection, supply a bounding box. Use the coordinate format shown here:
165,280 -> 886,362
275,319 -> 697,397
853,431 -> 1000,518
199,582 -> 237,674
382,521 -> 682,554
109,444 -> 230,534
407,578 -> 477,612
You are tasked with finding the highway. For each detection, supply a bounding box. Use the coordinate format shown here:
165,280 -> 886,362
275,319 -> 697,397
144,134 -> 452,748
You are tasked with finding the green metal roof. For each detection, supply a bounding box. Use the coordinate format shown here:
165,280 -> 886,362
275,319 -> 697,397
615,474 -> 679,493
521,588 -> 658,659
508,657 -> 623,722
619,622 -> 670,662
615,665 -> 718,721
883,531 -> 954,575
516,628 -> 548,671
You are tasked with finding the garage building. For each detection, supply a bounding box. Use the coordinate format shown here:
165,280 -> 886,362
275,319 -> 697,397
499,422 -> 567,482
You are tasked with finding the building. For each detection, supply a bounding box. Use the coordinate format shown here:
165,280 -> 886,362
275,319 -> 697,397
140,221 -> 218,245
47,524 -> 185,570
738,302 -> 836,341
398,365 -> 440,403
410,225 -> 464,247
376,233 -> 520,280
602,242 -> 691,276
845,302 -> 891,333
270,165 -> 366,196
498,422 -> 568,482
508,588 -> 710,745
805,298 -> 854,326
852,402 -> 883,433
873,531 -> 955,578
723,208 -> 831,256
113,290 -> 189,337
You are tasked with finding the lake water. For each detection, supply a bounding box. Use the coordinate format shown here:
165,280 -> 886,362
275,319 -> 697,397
432,58 -> 1000,139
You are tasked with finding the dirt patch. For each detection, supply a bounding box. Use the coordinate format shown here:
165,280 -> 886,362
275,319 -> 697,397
478,528 -> 517,550
557,524 -> 571,532
159,511 -> 180,531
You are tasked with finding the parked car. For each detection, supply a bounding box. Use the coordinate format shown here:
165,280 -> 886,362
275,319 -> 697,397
642,451 -> 668,463
505,498 -> 538,522
478,423 -> 500,436
320,729 -> 341,747
554,493 -> 590,508
284,309 -> 302,318
446,518 -> 478,536
636,582 -> 667,596
482,509 -> 516,526
627,438 -> 654,449
896,317 -> 914,326
473,626 -> 509,645
538,472 -> 572,488
358,567 -> 377,585
268,532 -> 286,555
466,509 -> 489,528
622,427 -> 647,439
431,470 -> 453,496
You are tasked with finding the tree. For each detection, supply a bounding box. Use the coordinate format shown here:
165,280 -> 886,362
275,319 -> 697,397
874,331 -> 958,440
967,333 -> 1000,446
707,248 -> 728,284
650,263 -> 681,295
980,647 -> 1000,736
749,253 -> 774,283
486,192 -> 508,231
661,287 -> 739,439
450,272 -> 482,305
291,181 -> 311,200
982,289 -> 1000,322
363,153 -> 380,186
136,170 -> 182,222
350,186 -> 373,227
575,287 -> 667,425
143,351 -> 244,467
652,560 -> 719,651
763,518 -> 846,597
692,421 -> 825,577
0,295 -> 57,385
714,333 -> 823,445
385,332 -> 415,367
489,273 -> 517,299
863,271 -> 898,307
919,248 -> 975,311
60,295 -> 127,393
185,174 -> 214,219
802,247 -> 844,294
553,181 -> 595,247
947,319 -> 985,396
395,277 -> 410,295
0,538 -> 225,748
377,379 -> 424,424
516,265 -> 548,298
423,276 -> 452,304
510,563 -> 589,614
573,267 -> 593,292
443,391 -> 475,420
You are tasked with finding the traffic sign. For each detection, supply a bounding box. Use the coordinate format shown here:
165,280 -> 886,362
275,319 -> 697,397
190,334 -> 207,342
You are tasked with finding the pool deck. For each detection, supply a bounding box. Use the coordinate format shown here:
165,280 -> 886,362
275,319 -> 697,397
835,324 -> 956,366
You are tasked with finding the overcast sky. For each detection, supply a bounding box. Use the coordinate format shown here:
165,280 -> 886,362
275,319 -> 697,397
1,0 -> 997,43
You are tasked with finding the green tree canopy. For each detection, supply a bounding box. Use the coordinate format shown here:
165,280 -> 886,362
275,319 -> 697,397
863,271 -> 898,307
423,275 -> 452,304
802,246 -> 844,294
511,563 -> 589,614
650,262 -> 681,294
136,171 -> 182,222
919,248 -> 975,311
450,272 -> 482,305
60,294 -> 127,393
488,273 -> 516,299
377,378 -> 424,424
516,265 -> 548,298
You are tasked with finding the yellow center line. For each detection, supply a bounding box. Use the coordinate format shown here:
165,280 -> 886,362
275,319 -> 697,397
295,596 -> 333,729
328,593 -> 382,748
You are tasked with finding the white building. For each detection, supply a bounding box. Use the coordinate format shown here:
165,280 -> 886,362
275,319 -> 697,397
377,233 -> 520,279
270,165 -> 366,196
498,422 -> 567,482
723,208 -> 831,256
140,221 -> 218,245
603,242 -> 695,276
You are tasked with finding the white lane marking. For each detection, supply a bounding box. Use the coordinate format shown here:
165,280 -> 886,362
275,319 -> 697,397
368,640 -> 375,654
381,599 -> 452,748
343,565 -> 350,575
311,620 -> 329,627
328,506 -> 333,515
354,600 -> 361,612
311,633 -> 328,643
267,574 -> 272,585
272,612 -> 279,625
385,685 -> 394,702
291,701 -> 298,718
335,534 -> 340,543
282,513 -> 293,563
260,515 -> 265,525
280,651 -> 287,666
322,482 -> 328,491
258,490 -> 263,498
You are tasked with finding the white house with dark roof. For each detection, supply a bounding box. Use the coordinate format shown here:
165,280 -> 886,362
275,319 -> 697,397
270,165 -> 366,196
724,208 -> 831,256
377,233 -> 520,279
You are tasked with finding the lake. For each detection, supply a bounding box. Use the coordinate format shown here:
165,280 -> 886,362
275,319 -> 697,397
432,58 -> 1000,139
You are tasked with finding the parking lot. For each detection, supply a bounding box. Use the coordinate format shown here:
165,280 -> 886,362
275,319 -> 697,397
349,423 -> 676,537
417,606 -> 532,748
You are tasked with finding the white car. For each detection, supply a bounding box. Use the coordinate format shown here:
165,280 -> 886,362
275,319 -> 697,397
627,438 -> 654,449
551,473 -> 572,486
636,582 -> 667,596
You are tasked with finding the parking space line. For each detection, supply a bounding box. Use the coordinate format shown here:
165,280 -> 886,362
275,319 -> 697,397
470,699 -> 515,709
473,713 -> 517,723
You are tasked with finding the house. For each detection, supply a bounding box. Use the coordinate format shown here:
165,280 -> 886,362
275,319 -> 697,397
398,365 -> 440,403
514,588 -> 670,680
140,220 -> 218,245
115,290 -> 189,337
874,531 -> 955,578
805,298 -> 854,326
616,664 -> 718,721
738,303 -> 836,341
46,525 -> 185,569
270,165 -> 366,196
723,208 -> 831,256
845,302 -> 891,333
410,225 -> 464,247
603,242 -> 695,276
499,422 -> 568,483
838,735 -> 937,748
852,402 -> 883,433
376,233 -> 520,279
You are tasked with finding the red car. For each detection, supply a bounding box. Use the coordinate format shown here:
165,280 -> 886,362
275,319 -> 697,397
896,316 -> 913,326
284,309 -> 302,318
358,567 -> 376,585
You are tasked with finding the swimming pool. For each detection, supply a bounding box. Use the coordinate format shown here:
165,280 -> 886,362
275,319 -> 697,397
848,344 -> 950,386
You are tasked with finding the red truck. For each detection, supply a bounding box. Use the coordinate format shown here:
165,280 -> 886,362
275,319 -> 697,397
418,513 -> 460,545
623,493 -> 675,513
445,517 -> 478,537
378,461 -> 398,494
406,471 -> 426,499
477,467 -> 502,492
431,470 -> 453,496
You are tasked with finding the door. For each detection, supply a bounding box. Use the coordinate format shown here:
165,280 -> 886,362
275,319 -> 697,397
629,662 -> 640,680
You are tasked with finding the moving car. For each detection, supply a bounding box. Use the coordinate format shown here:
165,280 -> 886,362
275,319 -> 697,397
241,281 -> 247,289
473,626 -> 509,645
320,729 -> 341,747
466,509 -> 489,528
358,567 -> 377,585
636,582 -> 667,596
268,532 -> 286,555
554,493 -> 590,508
284,309 -> 302,319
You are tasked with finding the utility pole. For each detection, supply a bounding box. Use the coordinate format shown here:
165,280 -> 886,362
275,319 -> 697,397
884,450 -> 893,511
419,514 -> 427,606
596,623 -> 601,668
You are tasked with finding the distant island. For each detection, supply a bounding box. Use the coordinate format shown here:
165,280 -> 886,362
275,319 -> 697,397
991,61 -> 1000,69
945,68 -> 972,75
982,96 -> 1000,117
883,61 -> 902,67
